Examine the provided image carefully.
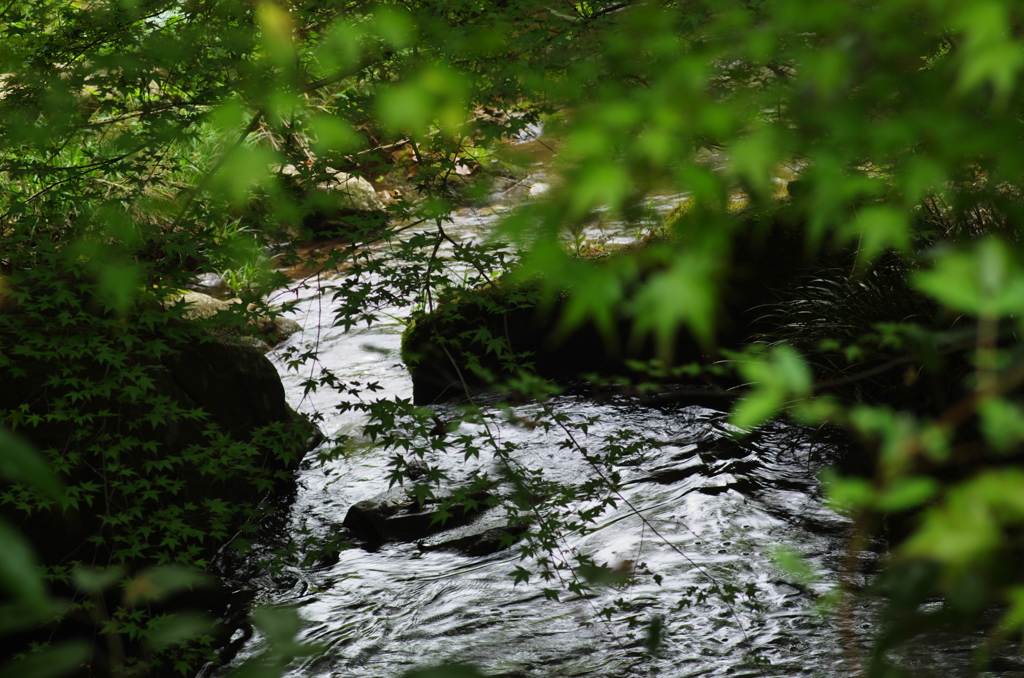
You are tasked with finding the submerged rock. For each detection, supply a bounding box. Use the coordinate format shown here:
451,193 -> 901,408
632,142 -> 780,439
343,485 -> 497,545
437,525 -> 525,557
417,509 -> 529,557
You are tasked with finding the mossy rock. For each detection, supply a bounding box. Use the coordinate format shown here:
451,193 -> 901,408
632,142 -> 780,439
0,278 -> 323,571
0,332 -> 315,565
403,203 -> 846,404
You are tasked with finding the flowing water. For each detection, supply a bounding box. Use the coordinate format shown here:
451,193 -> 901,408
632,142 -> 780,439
205,141 -> 871,678
217,310 -> 854,676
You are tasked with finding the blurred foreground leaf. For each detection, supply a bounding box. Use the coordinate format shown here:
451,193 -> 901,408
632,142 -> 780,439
0,427 -> 62,500
0,521 -> 50,613
0,641 -> 89,678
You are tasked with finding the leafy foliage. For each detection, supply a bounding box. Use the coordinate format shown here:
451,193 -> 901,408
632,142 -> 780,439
5,0 -> 1024,675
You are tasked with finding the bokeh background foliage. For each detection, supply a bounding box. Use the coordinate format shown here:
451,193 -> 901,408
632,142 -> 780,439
3,0 -> 1024,675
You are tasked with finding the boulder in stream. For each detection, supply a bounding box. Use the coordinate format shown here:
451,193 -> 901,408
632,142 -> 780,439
276,164 -> 389,237
401,203 -> 842,404
399,201 -> 864,403
166,290 -> 302,352
343,485 -> 497,545
278,165 -> 387,213
0,293 -> 323,568
416,508 -> 529,557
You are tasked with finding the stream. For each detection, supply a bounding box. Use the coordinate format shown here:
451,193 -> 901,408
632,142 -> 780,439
205,142 -> 885,678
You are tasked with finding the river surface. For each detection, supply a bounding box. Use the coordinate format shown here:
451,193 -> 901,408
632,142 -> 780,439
200,141 -> 970,678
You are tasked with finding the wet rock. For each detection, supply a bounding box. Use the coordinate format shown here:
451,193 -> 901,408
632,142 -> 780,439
166,290 -> 302,351
401,203 -> 850,404
343,486 -> 495,544
276,164 -> 389,237
528,182 -> 550,197
160,338 -> 296,445
279,165 -> 387,213
319,170 -> 388,213
344,486 -> 527,557
173,289 -> 236,321
189,271 -> 228,295
417,510 -> 529,557
422,526 -> 525,557
639,465 -> 703,485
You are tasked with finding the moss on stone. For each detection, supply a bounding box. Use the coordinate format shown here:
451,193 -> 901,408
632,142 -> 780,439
402,201 -> 849,404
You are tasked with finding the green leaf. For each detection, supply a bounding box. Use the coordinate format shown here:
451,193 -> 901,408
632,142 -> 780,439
315,21 -> 361,71
999,585 -> 1024,633
730,345 -> 812,430
630,252 -> 718,356
0,641 -> 90,678
821,470 -> 875,513
377,83 -> 432,135
730,389 -> 784,432
256,1 -> 296,69
554,262 -> 624,342
211,146 -> 280,206
0,428 -> 62,500
901,157 -> 947,205
772,547 -> 820,585
729,127 -> 780,196
377,65 -> 468,137
953,2 -> 1024,105
770,345 -> 813,395
846,205 -> 910,263
979,398 -> 1024,452
146,611 -> 215,651
97,263 -> 141,315
876,476 -> 939,513
0,521 -> 49,614
252,605 -> 302,646
123,565 -> 213,606
900,500 -> 999,567
899,470 -> 1024,567
568,161 -> 633,217
801,47 -> 851,102
373,6 -> 414,49
913,239 -> 1024,316
73,566 -> 125,594
309,114 -> 360,155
